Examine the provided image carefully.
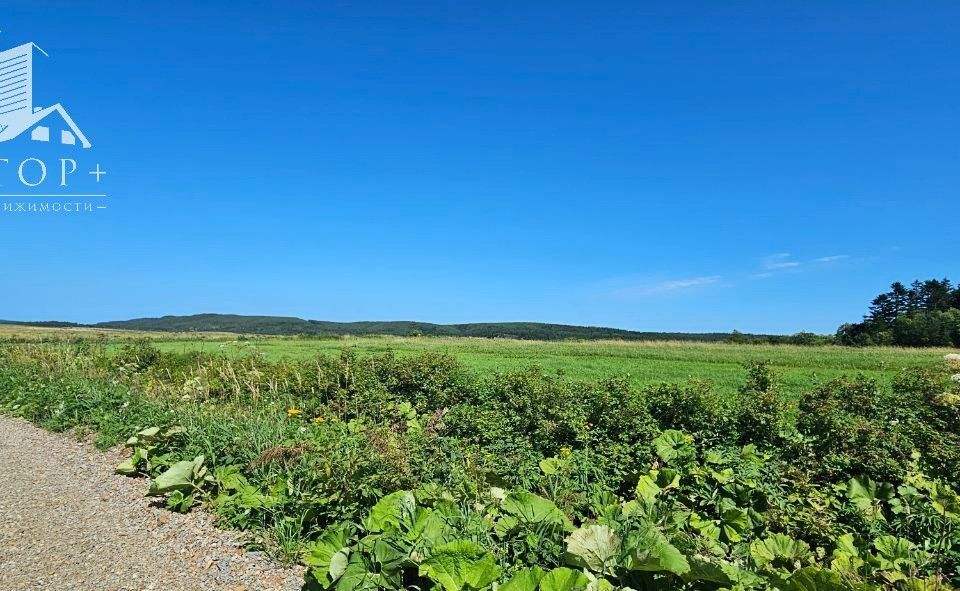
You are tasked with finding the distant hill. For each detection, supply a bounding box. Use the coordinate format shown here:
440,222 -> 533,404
0,313 -> 785,342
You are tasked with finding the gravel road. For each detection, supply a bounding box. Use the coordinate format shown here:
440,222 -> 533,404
0,416 -> 304,591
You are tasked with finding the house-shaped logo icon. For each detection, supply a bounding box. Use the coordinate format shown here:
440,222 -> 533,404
0,42 -> 91,148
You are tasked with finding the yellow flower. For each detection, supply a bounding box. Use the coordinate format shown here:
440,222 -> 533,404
312,417 -> 326,423
287,409 -> 302,416
330,417 -> 339,423
560,446 -> 572,457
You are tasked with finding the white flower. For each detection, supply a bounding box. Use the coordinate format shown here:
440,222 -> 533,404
952,373 -> 960,383
945,353 -> 960,361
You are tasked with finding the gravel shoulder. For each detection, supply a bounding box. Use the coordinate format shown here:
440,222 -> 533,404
0,415 -> 303,591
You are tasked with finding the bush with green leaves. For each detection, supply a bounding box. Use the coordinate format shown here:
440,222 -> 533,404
303,429 -> 960,590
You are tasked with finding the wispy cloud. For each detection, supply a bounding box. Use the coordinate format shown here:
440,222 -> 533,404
815,255 -> 849,263
763,253 -> 801,270
656,276 -> 722,291
609,275 -> 721,297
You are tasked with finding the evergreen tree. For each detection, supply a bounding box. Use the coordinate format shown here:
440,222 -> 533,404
840,277 -> 960,347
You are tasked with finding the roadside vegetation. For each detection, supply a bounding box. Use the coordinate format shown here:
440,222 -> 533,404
1,337 -> 958,590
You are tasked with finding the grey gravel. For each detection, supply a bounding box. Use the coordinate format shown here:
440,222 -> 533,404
0,416 -> 304,591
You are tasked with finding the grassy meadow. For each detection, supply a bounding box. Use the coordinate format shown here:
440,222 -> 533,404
147,335 -> 951,399
1,323 -> 952,399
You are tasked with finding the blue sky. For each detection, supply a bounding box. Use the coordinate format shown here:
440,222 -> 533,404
1,1 -> 957,333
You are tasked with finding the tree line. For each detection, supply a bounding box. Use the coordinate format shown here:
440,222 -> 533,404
837,278 -> 960,347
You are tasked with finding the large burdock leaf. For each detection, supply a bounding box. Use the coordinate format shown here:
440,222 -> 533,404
652,430 -> 694,465
682,556 -> 731,584
304,526 -> 354,590
501,491 -> 574,531
584,578 -> 614,591
846,477 -> 893,522
719,507 -> 750,542
539,457 -> 565,475
903,576 -> 951,590
873,535 -> 916,571
365,490 -> 417,534
408,503 -> 460,551
781,567 -> 856,591
500,566 -> 545,591
147,455 -> 204,496
930,482 -> 960,518
334,553 -> 386,591
494,515 -> 520,538
538,567 -> 591,591
633,475 -> 661,503
418,540 -> 501,591
565,524 -> 621,574
750,534 -> 812,571
364,537 -> 408,588
634,469 -> 679,503
623,524 -> 690,576
830,533 -> 865,574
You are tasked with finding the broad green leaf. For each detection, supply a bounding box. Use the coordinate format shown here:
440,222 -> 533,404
334,553 -> 385,591
720,562 -> 764,587
165,490 -> 195,513
494,514 -> 520,538
501,491 -> 573,531
305,526 -> 354,589
903,576 -> 950,590
409,503 -> 460,550
634,475 -> 661,502
830,533 -> 864,574
634,468 -> 678,502
538,567 -> 591,591
873,535 -> 917,571
540,457 -> 564,475
846,477 -> 893,522
834,533 -> 860,557
364,490 -> 417,534
137,426 -> 161,439
750,534 -> 812,571
418,540 -> 501,591
114,447 -> 147,476
930,482 -> 960,518
584,579 -> 614,591
624,524 -> 690,576
500,566 -> 545,591
366,537 -> 407,587
652,430 -> 694,465
147,456 -> 204,496
781,566 -> 856,591
689,512 -> 720,541
564,524 -> 621,574
719,508 -> 750,542
115,456 -> 139,476
682,556 -> 731,584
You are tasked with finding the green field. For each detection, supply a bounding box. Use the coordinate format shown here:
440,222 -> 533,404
148,335 -> 952,399
3,324 -> 950,397
3,327 -> 959,588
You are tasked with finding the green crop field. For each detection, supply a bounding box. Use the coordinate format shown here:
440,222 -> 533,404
147,335 -> 951,399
